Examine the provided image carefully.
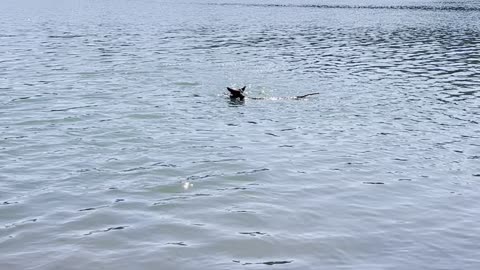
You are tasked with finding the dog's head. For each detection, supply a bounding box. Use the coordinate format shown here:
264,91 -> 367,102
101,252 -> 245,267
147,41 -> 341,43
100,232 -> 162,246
227,86 -> 246,101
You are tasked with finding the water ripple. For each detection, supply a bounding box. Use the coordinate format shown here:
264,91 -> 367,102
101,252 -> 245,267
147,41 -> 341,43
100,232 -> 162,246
1,0 -> 479,269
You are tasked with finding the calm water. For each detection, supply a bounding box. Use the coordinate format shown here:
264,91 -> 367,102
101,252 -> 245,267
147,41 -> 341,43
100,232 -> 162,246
1,0 -> 479,269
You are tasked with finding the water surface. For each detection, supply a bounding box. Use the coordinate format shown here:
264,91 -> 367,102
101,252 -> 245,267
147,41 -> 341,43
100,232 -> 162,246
1,0 -> 479,269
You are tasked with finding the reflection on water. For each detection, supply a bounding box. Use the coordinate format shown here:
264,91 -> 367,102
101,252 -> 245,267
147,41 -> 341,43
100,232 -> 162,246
0,0 -> 479,269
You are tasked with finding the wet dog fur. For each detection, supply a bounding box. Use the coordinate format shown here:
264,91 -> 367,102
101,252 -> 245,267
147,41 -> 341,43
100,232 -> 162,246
227,86 -> 246,101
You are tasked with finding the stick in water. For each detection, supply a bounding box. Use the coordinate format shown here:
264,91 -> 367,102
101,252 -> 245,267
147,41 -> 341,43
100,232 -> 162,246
295,92 -> 320,99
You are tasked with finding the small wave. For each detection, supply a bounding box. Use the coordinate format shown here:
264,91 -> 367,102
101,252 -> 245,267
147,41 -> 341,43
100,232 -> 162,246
4,218 -> 37,229
239,231 -> 269,236
48,34 -> 83,39
2,201 -> 19,205
166,241 -> 188,246
363,181 -> 385,185
50,105 -> 97,112
235,168 -> 270,175
233,259 -> 293,266
78,205 -> 109,212
84,226 -> 127,236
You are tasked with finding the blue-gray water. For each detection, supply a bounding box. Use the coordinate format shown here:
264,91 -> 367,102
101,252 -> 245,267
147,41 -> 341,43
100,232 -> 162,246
1,0 -> 479,269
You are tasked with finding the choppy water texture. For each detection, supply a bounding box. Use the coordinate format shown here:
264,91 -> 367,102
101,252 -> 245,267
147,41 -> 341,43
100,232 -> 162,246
1,0 -> 479,269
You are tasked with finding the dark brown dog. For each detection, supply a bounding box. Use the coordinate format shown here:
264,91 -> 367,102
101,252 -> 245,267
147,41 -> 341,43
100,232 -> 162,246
227,86 -> 246,101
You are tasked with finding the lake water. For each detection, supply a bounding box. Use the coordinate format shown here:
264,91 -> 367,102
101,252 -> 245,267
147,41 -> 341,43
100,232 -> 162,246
1,0 -> 479,269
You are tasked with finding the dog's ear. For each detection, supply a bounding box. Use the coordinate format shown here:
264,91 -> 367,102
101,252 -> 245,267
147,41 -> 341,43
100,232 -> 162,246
227,87 -> 236,93
240,86 -> 246,92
